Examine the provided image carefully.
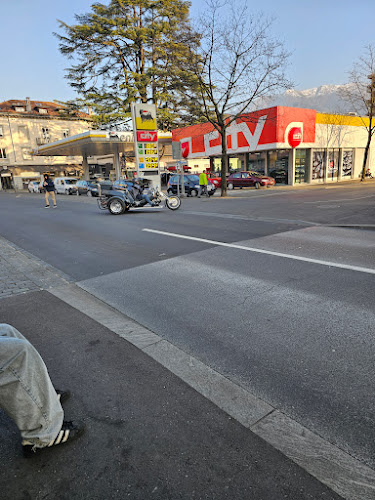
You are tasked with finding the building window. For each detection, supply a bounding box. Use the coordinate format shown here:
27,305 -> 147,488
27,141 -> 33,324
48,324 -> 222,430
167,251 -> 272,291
327,150 -> 339,181
312,150 -> 325,180
22,148 -> 32,160
39,108 -> 48,114
0,125 -> 4,137
18,125 -> 30,142
0,148 -> 7,159
15,106 -> 25,112
295,149 -> 307,184
342,150 -> 354,177
62,129 -> 70,138
41,127 -> 50,142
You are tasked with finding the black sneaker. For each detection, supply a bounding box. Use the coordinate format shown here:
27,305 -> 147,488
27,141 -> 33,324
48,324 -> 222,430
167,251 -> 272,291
45,205 -> 50,208
22,420 -> 84,457
56,389 -> 70,404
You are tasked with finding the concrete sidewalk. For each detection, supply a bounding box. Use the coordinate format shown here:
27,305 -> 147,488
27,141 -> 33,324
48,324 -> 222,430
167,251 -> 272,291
0,289 -> 342,500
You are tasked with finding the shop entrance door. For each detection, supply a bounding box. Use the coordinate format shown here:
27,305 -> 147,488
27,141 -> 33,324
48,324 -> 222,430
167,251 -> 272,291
268,150 -> 289,184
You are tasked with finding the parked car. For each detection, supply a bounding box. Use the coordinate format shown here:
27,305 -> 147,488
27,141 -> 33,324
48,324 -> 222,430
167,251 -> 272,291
76,180 -> 101,197
167,174 -> 216,196
27,181 -> 42,193
226,171 -> 275,189
207,173 -> 222,188
54,177 -> 78,195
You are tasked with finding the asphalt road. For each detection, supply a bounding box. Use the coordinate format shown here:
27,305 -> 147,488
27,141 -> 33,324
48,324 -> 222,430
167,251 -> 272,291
1,184 -> 374,471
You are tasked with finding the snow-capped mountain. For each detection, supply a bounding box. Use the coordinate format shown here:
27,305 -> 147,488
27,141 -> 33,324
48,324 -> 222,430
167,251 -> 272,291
254,84 -> 364,114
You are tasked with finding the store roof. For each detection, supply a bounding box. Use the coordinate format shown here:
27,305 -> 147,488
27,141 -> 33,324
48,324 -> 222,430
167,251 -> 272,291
0,99 -> 91,119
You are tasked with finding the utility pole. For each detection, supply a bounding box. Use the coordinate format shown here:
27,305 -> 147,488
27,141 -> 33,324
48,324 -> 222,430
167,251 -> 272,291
172,141 -> 185,197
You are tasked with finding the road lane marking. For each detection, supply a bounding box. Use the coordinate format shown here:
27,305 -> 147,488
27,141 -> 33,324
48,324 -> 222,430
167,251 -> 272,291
182,210 -> 318,226
142,228 -> 375,276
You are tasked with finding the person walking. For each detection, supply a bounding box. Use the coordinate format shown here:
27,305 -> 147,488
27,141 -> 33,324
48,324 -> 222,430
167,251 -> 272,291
0,323 -> 84,457
42,174 -> 57,208
198,171 -> 209,197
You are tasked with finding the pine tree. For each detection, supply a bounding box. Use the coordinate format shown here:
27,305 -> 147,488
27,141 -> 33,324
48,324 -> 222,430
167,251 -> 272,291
55,0 -> 203,130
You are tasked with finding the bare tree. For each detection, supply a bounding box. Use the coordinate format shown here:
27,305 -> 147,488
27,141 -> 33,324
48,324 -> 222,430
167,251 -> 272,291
191,0 -> 292,195
342,44 -> 375,181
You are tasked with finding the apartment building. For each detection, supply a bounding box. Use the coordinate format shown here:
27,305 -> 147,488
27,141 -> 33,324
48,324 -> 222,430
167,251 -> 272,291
0,98 -> 92,190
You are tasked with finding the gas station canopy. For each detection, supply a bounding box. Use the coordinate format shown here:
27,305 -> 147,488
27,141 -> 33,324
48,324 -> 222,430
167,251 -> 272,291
32,130 -> 172,180
34,130 -> 134,157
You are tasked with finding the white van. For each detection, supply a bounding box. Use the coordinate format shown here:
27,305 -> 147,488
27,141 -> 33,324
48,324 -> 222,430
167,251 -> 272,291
54,177 -> 78,195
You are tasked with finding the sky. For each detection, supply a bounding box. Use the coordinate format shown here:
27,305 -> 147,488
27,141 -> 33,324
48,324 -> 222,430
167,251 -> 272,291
1,0 -> 374,103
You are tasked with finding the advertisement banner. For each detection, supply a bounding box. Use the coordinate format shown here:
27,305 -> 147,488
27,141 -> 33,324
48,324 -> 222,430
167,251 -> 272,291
131,103 -> 160,177
172,107 -> 317,158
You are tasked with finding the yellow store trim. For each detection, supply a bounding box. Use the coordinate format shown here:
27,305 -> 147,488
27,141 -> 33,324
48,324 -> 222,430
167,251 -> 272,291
316,113 -> 372,127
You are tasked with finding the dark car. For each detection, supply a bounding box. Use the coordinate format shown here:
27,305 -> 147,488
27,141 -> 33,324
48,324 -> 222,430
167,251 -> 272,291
226,171 -> 276,189
76,180 -> 102,197
167,174 -> 216,196
269,169 -> 288,184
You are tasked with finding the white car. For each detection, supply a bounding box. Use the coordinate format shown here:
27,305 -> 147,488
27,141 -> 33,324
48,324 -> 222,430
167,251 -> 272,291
54,177 -> 78,195
28,181 -> 41,193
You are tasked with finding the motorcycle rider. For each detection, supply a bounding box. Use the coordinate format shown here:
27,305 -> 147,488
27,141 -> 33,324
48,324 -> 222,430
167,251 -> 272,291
129,179 -> 156,207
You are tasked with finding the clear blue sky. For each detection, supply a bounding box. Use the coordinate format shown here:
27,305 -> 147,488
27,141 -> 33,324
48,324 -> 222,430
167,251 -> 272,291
1,0 -> 374,103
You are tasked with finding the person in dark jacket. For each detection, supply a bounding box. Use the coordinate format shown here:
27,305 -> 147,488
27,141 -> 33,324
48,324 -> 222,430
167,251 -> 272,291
42,174 -> 57,208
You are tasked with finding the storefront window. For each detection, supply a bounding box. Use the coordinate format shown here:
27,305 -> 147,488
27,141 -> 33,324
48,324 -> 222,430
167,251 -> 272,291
327,150 -> 339,181
312,150 -> 326,180
342,150 -> 353,178
248,152 -> 265,174
295,149 -> 307,183
268,150 -> 288,184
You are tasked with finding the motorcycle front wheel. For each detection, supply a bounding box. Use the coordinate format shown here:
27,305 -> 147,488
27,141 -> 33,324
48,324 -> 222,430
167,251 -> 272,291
166,195 -> 181,210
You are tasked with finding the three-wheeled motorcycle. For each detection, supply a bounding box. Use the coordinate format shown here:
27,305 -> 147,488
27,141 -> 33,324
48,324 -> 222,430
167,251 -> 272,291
97,183 -> 181,215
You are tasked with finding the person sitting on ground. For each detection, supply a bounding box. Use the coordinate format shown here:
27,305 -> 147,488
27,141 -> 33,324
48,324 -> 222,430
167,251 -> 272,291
42,174 -> 57,208
0,323 -> 84,457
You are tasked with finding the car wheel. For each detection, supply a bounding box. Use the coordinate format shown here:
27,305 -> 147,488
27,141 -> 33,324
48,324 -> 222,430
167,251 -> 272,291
87,190 -> 92,197
108,198 -> 125,215
255,182 -> 260,189
228,183 -> 234,190
190,189 -> 198,197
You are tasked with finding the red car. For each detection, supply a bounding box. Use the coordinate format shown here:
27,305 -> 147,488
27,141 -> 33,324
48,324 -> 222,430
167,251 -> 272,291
227,171 -> 275,189
207,173 -> 222,188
